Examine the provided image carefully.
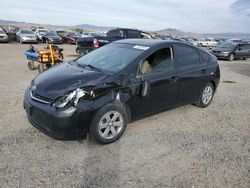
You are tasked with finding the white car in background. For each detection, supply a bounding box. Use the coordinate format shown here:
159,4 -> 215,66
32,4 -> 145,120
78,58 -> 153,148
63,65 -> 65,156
16,29 -> 37,43
35,29 -> 48,41
198,38 -> 218,47
0,29 -> 8,43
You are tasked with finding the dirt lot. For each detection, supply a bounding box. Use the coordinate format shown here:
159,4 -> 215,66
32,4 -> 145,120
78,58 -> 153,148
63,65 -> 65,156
0,43 -> 249,188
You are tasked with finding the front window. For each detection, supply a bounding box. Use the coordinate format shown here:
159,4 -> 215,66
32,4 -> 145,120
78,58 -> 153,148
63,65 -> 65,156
75,43 -> 145,72
68,32 -> 77,37
38,29 -> 47,33
46,32 -> 57,36
21,30 -> 33,34
140,47 -> 174,75
218,42 -> 235,49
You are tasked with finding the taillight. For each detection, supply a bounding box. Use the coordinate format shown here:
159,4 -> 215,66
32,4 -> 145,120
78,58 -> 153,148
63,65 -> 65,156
93,38 -> 99,48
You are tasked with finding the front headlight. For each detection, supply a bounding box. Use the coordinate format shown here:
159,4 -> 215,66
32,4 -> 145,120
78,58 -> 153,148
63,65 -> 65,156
222,51 -> 229,54
53,88 -> 87,108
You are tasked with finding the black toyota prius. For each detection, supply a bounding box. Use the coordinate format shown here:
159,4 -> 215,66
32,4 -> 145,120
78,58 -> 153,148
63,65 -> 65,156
23,39 -> 220,144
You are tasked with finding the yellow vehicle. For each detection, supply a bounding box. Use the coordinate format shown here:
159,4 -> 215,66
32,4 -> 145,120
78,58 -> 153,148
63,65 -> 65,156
25,44 -> 64,73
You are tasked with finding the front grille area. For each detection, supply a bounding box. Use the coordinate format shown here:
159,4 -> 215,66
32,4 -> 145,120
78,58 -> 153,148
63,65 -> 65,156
30,90 -> 52,104
213,51 -> 221,53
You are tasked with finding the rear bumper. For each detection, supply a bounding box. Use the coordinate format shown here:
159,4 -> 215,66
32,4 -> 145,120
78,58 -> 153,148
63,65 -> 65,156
75,46 -> 95,55
23,88 -> 89,140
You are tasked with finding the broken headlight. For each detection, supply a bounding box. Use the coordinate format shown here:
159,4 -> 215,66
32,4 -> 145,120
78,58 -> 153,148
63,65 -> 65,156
53,88 -> 87,108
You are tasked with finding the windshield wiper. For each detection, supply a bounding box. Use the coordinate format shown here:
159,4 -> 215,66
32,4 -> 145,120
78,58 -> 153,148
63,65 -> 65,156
76,63 -> 103,72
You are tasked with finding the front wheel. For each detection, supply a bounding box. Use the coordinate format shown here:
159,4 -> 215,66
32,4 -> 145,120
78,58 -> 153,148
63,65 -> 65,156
90,103 -> 127,144
228,53 -> 235,61
195,83 -> 214,108
28,61 -> 35,70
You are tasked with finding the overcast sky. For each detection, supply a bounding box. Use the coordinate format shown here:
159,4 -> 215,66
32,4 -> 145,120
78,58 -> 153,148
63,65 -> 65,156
1,0 -> 250,33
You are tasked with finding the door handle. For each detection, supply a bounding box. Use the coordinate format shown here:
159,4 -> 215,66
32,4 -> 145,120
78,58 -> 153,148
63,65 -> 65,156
170,76 -> 178,83
202,69 -> 207,74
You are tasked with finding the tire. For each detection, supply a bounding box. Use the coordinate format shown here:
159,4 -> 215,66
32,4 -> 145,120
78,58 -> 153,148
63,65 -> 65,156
90,103 -> 127,144
195,82 -> 214,108
28,61 -> 35,70
228,53 -> 235,61
38,63 -> 45,73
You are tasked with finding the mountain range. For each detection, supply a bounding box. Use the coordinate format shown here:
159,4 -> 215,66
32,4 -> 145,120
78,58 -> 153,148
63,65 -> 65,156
1,19 -> 250,39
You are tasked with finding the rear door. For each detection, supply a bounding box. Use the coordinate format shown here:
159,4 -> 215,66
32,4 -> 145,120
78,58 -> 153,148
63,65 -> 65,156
173,44 -> 210,104
239,44 -> 250,58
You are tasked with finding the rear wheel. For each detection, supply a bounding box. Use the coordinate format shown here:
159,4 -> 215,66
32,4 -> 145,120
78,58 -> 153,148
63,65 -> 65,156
228,53 -> 235,61
38,63 -> 45,73
195,82 -> 214,108
90,103 -> 127,144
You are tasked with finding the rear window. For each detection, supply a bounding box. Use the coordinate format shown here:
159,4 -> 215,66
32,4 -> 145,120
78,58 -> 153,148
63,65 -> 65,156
127,30 -> 140,38
199,50 -> 210,62
174,45 -> 200,68
107,30 -> 124,38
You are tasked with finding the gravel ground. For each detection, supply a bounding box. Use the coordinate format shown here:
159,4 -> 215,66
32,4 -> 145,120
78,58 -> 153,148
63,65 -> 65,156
0,43 -> 249,188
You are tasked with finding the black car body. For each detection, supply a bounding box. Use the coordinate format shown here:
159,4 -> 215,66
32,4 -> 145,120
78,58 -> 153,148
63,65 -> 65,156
211,42 -> 250,61
42,31 -> 62,44
24,39 -> 220,144
76,28 -> 153,55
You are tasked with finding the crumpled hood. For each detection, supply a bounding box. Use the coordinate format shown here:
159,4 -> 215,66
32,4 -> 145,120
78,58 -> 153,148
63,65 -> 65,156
32,62 -> 108,99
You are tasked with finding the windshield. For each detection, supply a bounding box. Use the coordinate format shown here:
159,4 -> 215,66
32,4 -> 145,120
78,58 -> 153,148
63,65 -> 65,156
46,32 -> 57,36
218,42 -> 235,49
76,43 -> 145,72
21,30 -> 33,34
68,32 -> 78,37
38,29 -> 48,33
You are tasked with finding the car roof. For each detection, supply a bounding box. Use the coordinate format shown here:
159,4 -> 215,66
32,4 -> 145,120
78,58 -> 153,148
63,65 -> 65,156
114,39 -> 182,47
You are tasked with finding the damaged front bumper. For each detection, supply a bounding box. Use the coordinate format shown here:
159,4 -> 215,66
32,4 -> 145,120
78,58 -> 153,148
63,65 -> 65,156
23,88 -> 91,140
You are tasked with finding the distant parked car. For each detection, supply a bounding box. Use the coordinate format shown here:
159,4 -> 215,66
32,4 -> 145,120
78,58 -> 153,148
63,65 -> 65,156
198,38 -> 218,47
16,29 -> 37,44
62,32 -> 81,44
76,28 -> 153,55
211,42 -> 250,61
228,39 -> 248,44
56,30 -> 67,38
35,29 -> 48,41
0,29 -> 8,43
81,32 -> 100,38
42,31 -> 62,44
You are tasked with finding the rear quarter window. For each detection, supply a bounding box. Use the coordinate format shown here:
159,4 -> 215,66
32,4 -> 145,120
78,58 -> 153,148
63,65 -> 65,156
199,50 -> 210,63
174,45 -> 200,68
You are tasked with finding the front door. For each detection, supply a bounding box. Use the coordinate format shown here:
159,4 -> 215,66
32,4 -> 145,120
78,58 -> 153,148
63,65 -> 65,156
129,47 -> 179,117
